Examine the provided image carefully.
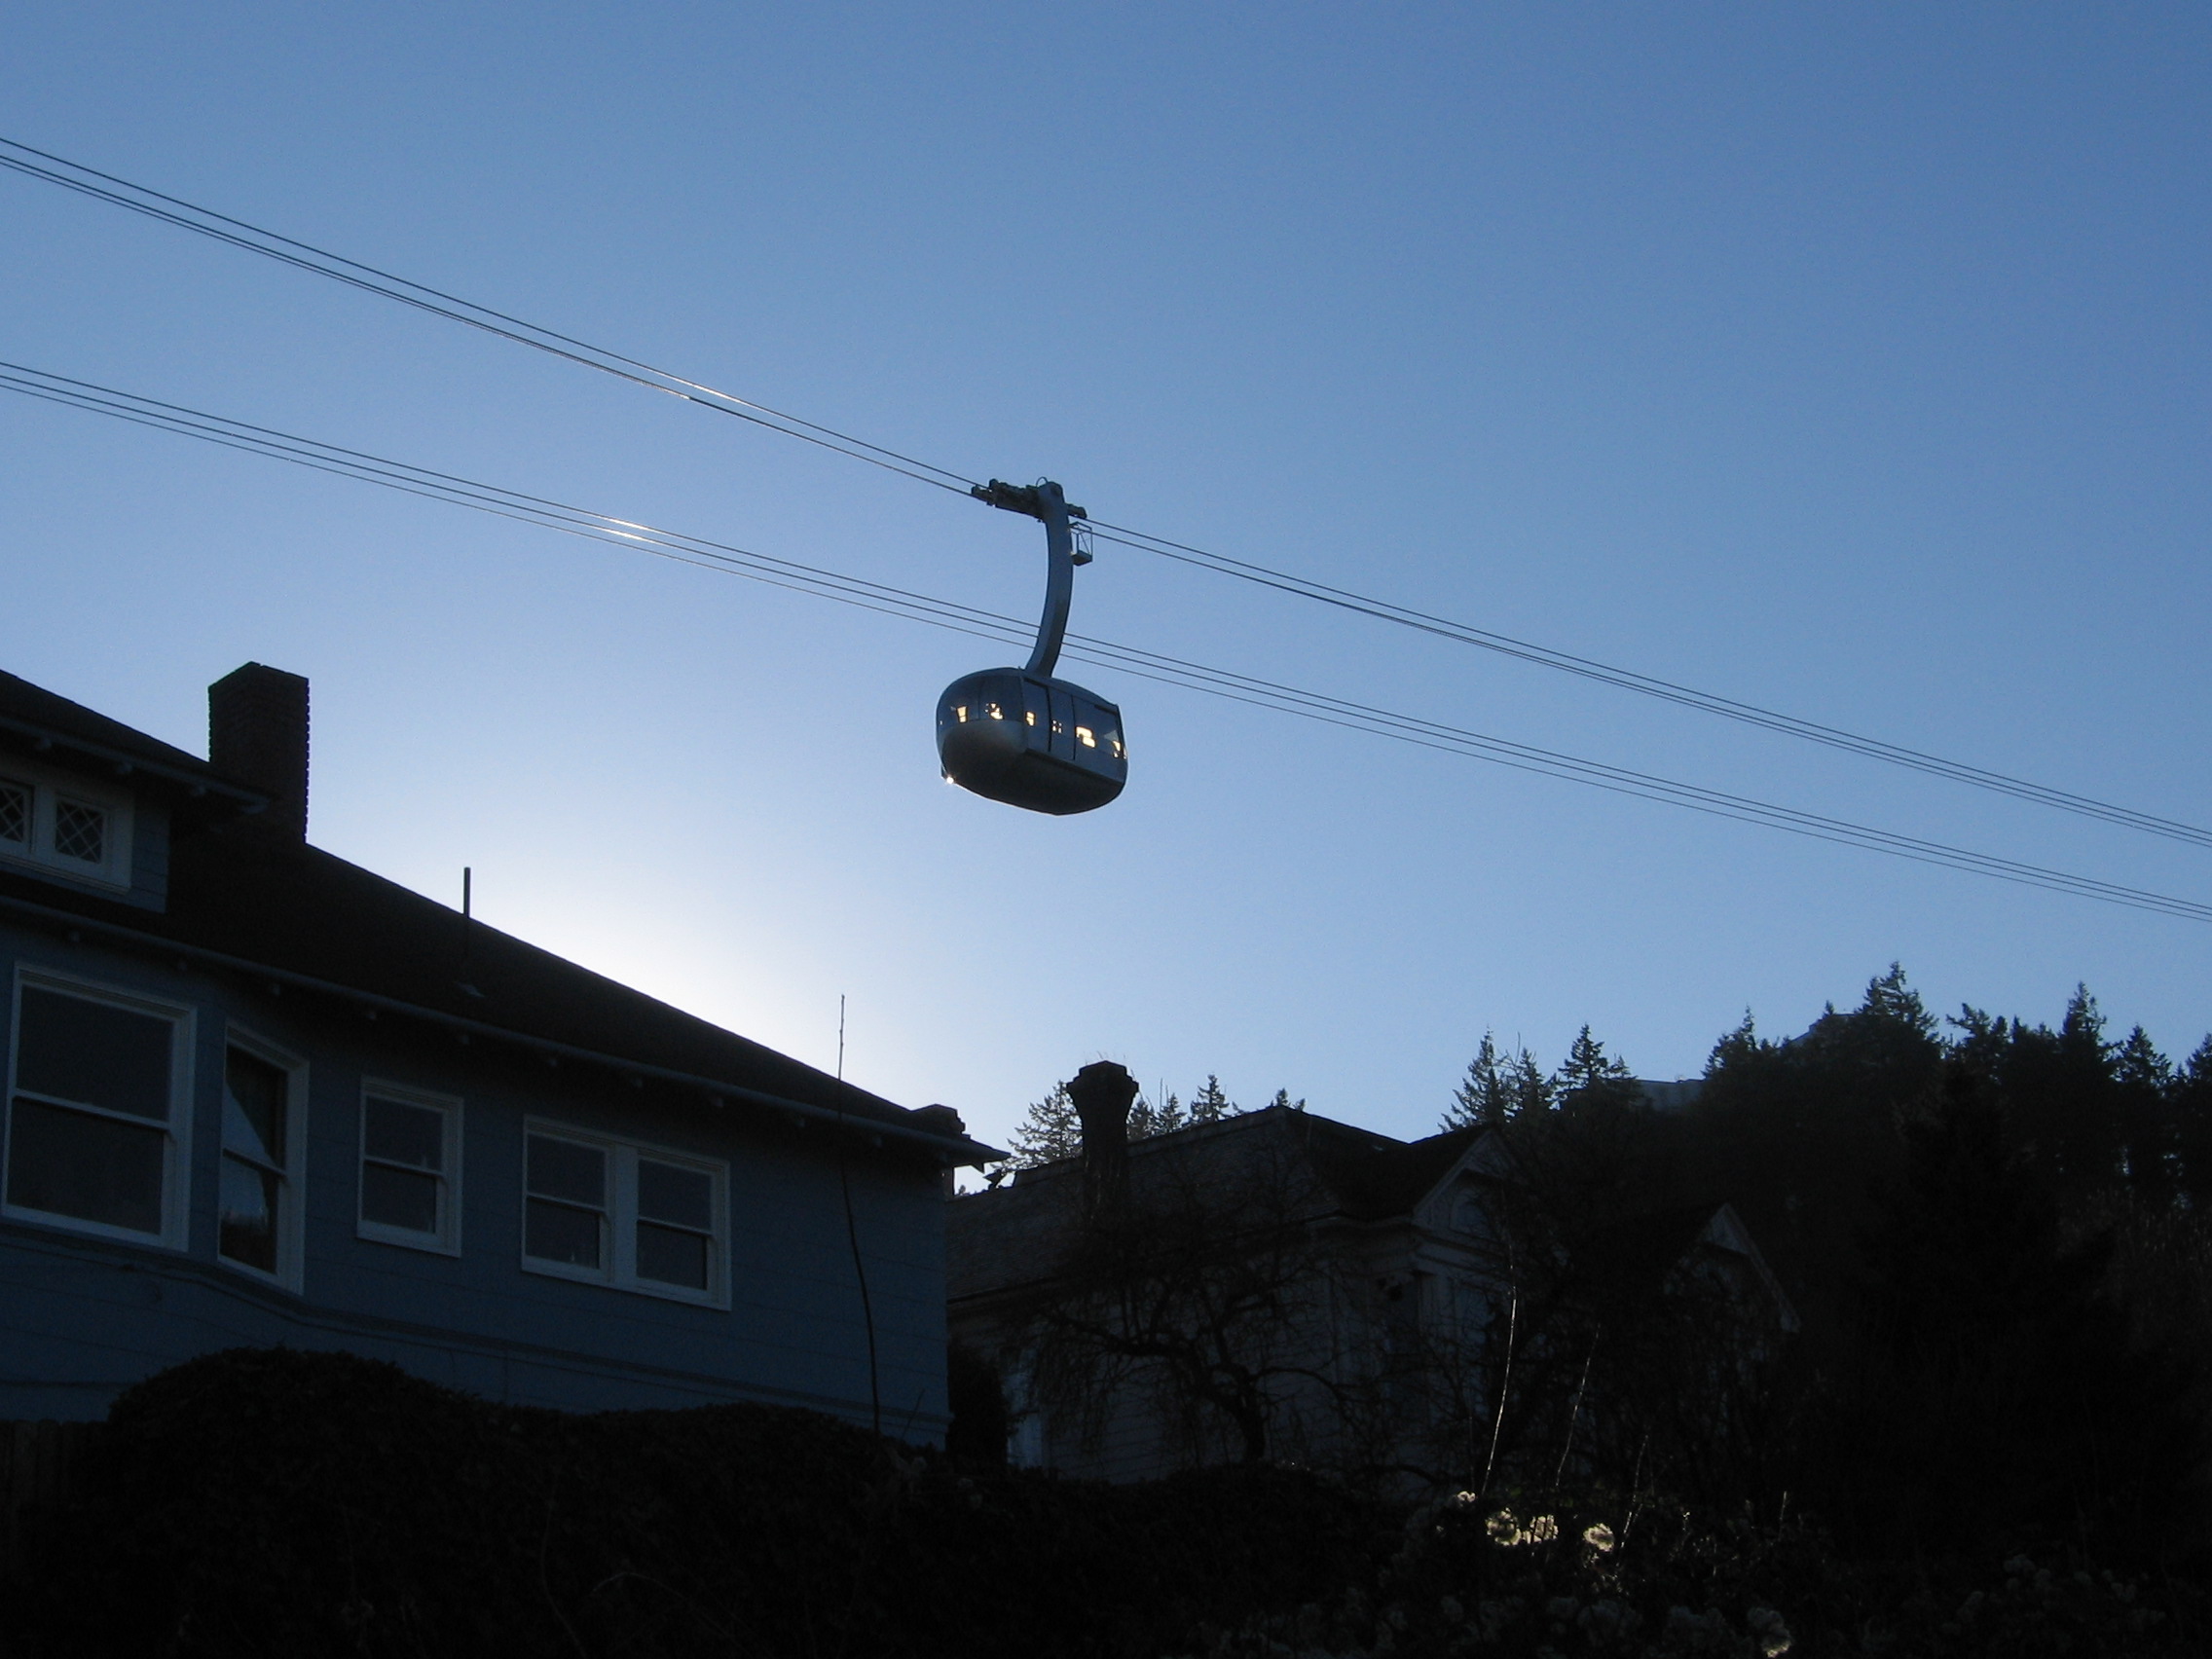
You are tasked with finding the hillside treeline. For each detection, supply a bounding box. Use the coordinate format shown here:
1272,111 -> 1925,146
1459,969 -> 2211,1573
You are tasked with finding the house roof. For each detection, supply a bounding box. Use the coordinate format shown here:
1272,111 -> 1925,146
0,669 -> 998,1164
0,668 -> 262,808
948,1105 -> 1492,1302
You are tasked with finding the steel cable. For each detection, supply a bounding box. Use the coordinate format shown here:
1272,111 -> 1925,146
6,132 -> 2202,852
5,360 -> 2206,925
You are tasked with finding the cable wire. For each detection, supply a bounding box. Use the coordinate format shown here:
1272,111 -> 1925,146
0,136 -> 978,498
6,359 -> 2207,926
7,132 -> 2201,855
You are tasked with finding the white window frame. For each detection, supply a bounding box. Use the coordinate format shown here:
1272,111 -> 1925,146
356,1082 -> 463,1256
3,967 -> 194,1250
0,757 -> 135,891
520,1118 -> 728,1309
213,1025 -> 307,1292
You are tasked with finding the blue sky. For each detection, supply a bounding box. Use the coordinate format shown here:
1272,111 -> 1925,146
3,4 -> 2207,1154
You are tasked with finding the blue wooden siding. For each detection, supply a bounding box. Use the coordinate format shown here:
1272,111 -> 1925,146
0,929 -> 947,1437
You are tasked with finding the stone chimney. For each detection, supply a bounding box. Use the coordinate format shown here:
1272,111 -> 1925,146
1068,1060 -> 1137,1220
208,664 -> 310,839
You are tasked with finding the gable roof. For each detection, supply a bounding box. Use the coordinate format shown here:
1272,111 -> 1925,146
0,669 -> 996,1164
0,668 -> 261,808
949,1106 -> 1493,1302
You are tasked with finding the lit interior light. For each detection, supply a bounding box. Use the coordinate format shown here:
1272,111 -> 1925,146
954,706 -> 969,722
1109,736 -> 1124,758
1024,711 -> 1037,726
986,703 -> 1004,719
1076,726 -> 1096,748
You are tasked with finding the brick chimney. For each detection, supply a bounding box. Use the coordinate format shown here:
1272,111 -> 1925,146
208,664 -> 310,839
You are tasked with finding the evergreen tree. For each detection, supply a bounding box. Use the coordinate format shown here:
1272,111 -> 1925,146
1444,1033 -> 1554,1129
1686,967 -> 1947,1341
1127,1089 -> 1185,1139
1553,1025 -> 1643,1108
1188,1076 -> 1234,1124
1445,1033 -> 1509,1128
1266,1088 -> 1306,1113
1007,1084 -> 1083,1168
1860,960 -> 1936,1037
1010,1073 -> 1261,1168
1706,1010 -> 1764,1074
2174,1037 -> 2212,1206
1815,1066 -> 2204,1561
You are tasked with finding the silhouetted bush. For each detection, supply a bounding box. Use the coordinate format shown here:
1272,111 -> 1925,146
3,1346 -> 1383,1658
4,1346 -> 2209,1655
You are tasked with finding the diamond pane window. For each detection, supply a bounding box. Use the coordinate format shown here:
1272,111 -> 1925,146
0,780 -> 27,845
52,800 -> 105,865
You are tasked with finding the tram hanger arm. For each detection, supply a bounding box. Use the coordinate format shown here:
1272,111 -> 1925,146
972,479 -> 1088,523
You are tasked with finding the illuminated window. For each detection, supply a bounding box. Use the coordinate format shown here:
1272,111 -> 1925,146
986,703 -> 1005,720
1075,726 -> 1096,749
953,705 -> 968,723
522,1120 -> 727,1306
1024,711 -> 1037,726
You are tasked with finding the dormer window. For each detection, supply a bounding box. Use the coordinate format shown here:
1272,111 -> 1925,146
0,779 -> 27,847
0,761 -> 132,890
53,799 -> 107,865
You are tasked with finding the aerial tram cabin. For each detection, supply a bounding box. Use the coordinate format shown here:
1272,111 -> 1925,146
936,480 -> 1127,816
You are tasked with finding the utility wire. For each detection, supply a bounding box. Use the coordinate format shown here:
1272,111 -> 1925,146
0,136 -> 977,498
1079,520 -> 2212,852
6,133 -> 2201,853
6,359 -> 2207,927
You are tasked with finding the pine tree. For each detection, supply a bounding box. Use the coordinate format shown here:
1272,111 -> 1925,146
2174,1037 -> 2212,1206
1127,1090 -> 1185,1139
1504,1048 -> 1553,1119
1445,1033 -> 1507,1129
1706,1010 -> 1763,1073
1445,1032 -> 1554,1129
1007,1084 -> 1083,1168
1267,1088 -> 1306,1112
1188,1076 -> 1234,1124
1861,961 -> 1936,1037
1553,1025 -> 1641,1108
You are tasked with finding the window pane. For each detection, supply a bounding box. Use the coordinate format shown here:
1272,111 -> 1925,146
218,1154 -> 279,1271
51,800 -> 106,865
6,1097 -> 165,1233
525,1198 -> 602,1268
16,989 -> 172,1120
364,1097 -> 443,1170
362,1162 -> 440,1234
637,1160 -> 712,1231
224,1048 -> 287,1167
0,780 -> 26,845
526,1135 -> 604,1205
637,1221 -> 709,1289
